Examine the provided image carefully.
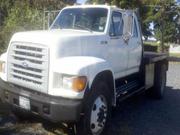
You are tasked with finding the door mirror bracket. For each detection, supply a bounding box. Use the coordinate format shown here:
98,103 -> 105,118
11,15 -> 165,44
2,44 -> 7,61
123,32 -> 131,44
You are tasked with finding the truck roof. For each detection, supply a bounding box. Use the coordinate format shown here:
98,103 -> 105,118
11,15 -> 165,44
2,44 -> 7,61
64,4 -> 135,14
64,4 -> 119,10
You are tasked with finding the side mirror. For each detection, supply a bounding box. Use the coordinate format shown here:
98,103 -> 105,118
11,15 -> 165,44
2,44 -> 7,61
123,32 -> 131,44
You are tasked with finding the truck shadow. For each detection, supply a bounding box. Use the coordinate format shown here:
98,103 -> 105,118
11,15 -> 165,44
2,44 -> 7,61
105,86 -> 180,135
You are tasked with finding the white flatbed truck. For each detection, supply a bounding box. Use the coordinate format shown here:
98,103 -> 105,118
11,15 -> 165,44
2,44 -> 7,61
0,5 -> 168,135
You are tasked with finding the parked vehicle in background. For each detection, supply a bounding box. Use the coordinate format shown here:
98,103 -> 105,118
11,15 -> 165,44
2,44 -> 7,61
0,5 -> 168,135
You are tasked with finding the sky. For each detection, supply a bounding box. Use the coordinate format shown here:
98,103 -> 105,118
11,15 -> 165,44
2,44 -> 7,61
76,0 -> 87,4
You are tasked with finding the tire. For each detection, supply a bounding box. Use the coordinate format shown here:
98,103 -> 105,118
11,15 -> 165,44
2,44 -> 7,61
76,81 -> 112,135
148,63 -> 167,99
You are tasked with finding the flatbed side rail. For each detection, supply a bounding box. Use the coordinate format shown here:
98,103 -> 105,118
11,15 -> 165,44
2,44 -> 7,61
143,51 -> 169,64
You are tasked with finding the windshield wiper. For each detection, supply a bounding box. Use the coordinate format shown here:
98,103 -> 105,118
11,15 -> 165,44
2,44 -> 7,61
74,24 -> 93,32
51,24 -> 62,29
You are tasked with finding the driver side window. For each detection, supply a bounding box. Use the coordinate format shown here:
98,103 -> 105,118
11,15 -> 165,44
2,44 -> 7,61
109,12 -> 124,36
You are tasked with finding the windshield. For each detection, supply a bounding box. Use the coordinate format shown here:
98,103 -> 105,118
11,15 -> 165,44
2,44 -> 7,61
51,8 -> 108,32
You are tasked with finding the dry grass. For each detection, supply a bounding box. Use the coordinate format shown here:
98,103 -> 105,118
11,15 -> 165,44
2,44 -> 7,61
170,53 -> 180,58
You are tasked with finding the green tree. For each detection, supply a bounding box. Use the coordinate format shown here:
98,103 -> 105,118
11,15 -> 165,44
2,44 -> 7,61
150,0 -> 179,51
0,1 -> 42,53
0,0 -> 14,25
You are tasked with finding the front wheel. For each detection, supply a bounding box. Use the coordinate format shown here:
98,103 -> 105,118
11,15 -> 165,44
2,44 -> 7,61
76,81 -> 111,135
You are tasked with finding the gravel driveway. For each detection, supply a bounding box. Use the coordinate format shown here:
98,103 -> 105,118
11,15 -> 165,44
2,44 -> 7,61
1,62 -> 180,135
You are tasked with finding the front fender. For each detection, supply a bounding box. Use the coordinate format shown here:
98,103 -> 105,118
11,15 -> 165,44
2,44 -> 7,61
52,56 -> 114,78
52,56 -> 115,99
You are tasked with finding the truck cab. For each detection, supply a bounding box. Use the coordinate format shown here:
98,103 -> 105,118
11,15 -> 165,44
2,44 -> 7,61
0,5 -> 168,135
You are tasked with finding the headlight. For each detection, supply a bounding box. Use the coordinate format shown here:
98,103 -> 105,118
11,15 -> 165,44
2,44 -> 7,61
53,73 -> 87,92
0,61 -> 5,73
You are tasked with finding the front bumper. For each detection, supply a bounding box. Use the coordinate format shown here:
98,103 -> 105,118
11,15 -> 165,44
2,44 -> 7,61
0,79 -> 83,122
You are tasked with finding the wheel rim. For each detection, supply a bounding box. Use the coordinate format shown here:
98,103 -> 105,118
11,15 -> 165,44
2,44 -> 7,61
90,95 -> 108,135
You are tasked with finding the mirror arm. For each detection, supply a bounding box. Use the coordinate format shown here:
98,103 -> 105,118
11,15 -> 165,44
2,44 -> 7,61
123,36 -> 129,44
123,32 -> 131,44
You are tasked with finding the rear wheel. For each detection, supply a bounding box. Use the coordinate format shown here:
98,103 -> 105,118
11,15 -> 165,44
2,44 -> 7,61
76,81 -> 111,135
148,63 -> 167,99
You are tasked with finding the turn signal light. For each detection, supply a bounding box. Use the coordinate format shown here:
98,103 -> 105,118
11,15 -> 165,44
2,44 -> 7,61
72,76 -> 87,92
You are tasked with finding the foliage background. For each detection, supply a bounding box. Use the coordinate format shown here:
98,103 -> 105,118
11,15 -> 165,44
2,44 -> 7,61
0,0 -> 75,54
0,0 -> 179,54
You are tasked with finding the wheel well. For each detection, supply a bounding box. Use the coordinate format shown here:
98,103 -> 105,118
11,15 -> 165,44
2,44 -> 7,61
89,70 -> 115,106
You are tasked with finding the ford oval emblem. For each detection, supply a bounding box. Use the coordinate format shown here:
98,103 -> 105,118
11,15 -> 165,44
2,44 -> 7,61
22,61 -> 29,68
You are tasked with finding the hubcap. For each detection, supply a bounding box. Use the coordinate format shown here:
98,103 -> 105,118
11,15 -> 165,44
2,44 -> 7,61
90,95 -> 108,135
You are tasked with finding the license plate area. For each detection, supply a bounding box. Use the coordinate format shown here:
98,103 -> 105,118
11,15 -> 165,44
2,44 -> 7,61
19,96 -> 30,110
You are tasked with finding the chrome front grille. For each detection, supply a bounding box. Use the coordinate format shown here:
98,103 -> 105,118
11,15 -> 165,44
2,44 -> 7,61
7,42 -> 49,93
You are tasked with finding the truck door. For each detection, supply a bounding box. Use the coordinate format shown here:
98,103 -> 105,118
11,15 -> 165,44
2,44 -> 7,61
107,11 -> 128,79
126,15 -> 142,75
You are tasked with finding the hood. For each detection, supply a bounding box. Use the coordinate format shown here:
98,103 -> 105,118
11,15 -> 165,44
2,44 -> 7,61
11,29 -> 101,47
9,29 -> 106,59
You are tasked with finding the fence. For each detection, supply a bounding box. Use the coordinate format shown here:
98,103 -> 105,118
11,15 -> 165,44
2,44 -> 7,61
43,10 -> 61,29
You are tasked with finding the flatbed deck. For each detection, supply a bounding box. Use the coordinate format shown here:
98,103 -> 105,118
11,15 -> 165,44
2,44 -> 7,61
143,51 -> 169,64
